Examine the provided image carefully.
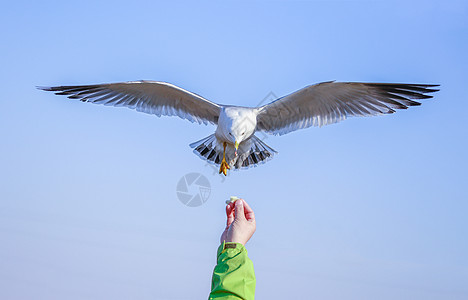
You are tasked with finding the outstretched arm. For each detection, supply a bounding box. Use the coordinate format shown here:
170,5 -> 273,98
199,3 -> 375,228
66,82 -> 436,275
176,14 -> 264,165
209,199 -> 256,300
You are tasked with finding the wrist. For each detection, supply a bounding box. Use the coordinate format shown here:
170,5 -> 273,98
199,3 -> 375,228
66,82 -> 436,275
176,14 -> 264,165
224,237 -> 246,246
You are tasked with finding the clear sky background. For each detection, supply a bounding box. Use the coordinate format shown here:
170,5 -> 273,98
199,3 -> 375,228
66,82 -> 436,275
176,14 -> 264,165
1,1 -> 467,299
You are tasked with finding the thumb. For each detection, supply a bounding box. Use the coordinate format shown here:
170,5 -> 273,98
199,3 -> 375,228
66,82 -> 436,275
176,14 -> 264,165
234,199 -> 246,220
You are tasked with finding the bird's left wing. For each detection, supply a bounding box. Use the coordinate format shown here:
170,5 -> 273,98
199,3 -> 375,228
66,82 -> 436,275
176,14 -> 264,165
256,81 -> 439,135
38,81 -> 221,125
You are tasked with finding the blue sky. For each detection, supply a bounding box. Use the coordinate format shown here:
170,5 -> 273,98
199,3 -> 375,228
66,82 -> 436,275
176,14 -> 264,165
1,1 -> 467,299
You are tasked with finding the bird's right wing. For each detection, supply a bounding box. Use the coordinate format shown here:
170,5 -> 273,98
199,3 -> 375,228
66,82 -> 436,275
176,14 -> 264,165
256,81 -> 439,135
38,80 -> 221,125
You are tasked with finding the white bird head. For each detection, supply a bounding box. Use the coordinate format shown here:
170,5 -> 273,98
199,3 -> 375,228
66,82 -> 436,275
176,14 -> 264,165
217,107 -> 257,155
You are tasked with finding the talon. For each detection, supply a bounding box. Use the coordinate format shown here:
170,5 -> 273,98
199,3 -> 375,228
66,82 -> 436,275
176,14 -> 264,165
219,160 -> 229,176
218,142 -> 230,176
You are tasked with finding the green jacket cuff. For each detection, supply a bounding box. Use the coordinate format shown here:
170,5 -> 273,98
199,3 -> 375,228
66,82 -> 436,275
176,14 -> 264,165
217,242 -> 246,259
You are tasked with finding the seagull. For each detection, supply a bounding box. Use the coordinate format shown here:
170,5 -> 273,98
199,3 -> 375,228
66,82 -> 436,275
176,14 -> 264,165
38,80 -> 439,175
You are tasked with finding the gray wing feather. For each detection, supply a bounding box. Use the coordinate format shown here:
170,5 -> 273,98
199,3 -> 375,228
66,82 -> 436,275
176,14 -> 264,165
38,80 -> 221,125
256,81 -> 439,135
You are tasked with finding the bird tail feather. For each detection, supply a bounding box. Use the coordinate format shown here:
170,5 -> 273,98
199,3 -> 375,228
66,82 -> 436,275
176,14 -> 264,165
190,134 -> 277,170
233,135 -> 277,170
189,134 -> 223,165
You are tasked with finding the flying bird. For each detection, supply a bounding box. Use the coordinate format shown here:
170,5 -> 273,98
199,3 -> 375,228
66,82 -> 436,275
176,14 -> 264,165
38,81 -> 439,175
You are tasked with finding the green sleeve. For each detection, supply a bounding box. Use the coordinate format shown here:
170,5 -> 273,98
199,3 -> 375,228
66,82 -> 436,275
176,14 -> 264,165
209,242 -> 256,300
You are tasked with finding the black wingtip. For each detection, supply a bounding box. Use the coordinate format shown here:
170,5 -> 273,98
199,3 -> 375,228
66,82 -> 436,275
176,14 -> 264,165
36,86 -> 52,91
420,84 -> 440,93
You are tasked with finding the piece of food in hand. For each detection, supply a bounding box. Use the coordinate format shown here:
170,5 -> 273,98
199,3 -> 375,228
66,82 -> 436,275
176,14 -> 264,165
225,196 -> 240,204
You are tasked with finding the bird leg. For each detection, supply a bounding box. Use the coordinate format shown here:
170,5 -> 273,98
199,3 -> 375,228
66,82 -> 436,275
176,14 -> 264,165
219,142 -> 230,176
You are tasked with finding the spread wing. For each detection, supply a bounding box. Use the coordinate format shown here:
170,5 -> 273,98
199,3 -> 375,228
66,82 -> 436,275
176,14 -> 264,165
256,81 -> 439,135
38,80 -> 221,125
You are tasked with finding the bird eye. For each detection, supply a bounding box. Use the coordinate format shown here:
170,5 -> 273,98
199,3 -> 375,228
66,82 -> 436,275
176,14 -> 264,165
242,132 -> 245,135
229,132 -> 232,136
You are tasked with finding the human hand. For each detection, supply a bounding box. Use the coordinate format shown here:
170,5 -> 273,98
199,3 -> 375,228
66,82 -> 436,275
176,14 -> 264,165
220,199 -> 256,246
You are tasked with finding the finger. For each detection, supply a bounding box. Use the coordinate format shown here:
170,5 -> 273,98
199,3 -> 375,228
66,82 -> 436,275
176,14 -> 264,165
226,203 -> 234,221
242,199 -> 255,222
234,199 -> 246,220
227,201 -> 236,214
226,204 -> 235,227
225,202 -> 233,215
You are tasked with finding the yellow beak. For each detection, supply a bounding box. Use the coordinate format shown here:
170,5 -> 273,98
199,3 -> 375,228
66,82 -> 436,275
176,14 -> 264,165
234,141 -> 239,156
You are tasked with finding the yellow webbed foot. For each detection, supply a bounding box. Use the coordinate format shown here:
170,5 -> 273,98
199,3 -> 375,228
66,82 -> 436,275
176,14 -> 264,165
219,159 -> 230,176
218,142 -> 230,176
